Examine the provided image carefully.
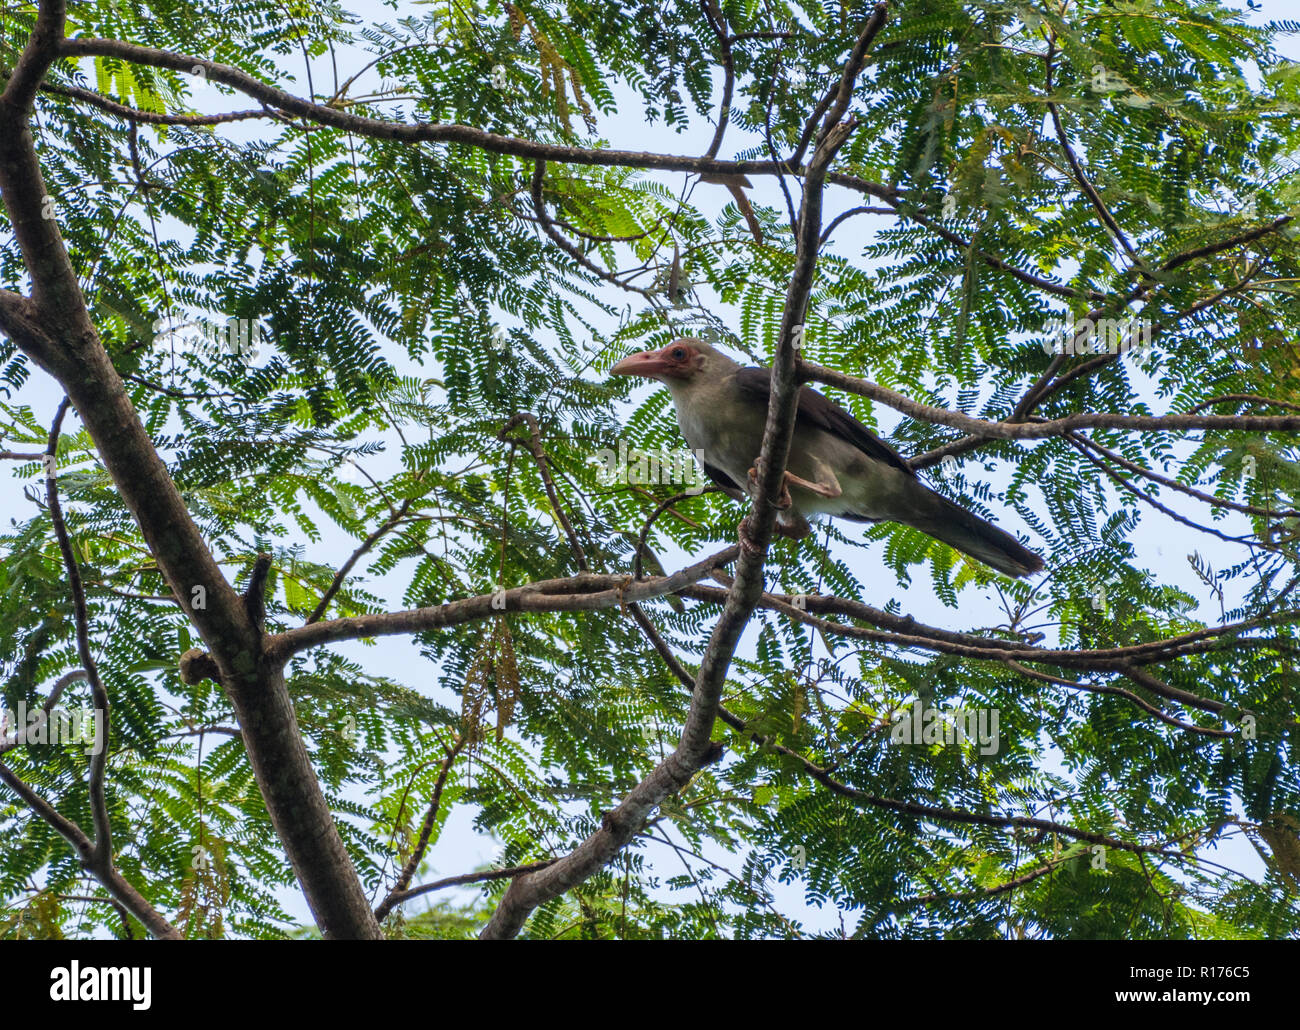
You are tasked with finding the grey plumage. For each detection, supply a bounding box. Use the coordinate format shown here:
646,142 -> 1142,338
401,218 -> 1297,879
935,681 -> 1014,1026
611,338 -> 1043,578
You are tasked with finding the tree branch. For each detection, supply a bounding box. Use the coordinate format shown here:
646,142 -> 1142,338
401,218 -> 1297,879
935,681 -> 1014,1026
0,761 -> 181,938
681,580 -> 1287,715
38,80 -> 270,125
0,668 -> 87,755
630,594 -> 1184,861
476,1 -> 888,941
499,411 -> 592,572
374,732 -> 468,922
46,36 -> 1118,317
59,35 -> 878,183
44,398 -> 113,862
1043,33 -> 1139,265
0,7 -> 383,940
906,227 -> 1285,469
528,161 -> 657,301
0,0 -> 64,111
381,859 -> 559,911
306,498 -> 415,624
1067,430 -> 1299,522
802,361 -> 1300,441
699,0 -> 734,160
0,287 -> 55,367
268,545 -> 740,663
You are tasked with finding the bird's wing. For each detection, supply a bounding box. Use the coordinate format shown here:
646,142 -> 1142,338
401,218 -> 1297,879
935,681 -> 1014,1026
700,460 -> 747,501
731,366 -> 915,477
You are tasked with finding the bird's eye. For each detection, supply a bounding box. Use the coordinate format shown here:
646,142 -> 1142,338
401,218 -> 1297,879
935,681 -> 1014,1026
671,347 -> 686,360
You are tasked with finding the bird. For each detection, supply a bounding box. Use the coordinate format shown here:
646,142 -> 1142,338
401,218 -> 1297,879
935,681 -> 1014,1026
610,337 -> 1043,578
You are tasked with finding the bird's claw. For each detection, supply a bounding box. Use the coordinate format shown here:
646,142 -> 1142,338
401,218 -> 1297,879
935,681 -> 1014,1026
738,516 -> 765,558
747,464 -> 793,510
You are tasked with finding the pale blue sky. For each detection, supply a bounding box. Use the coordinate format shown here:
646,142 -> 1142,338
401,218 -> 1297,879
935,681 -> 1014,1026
3,1 -> 1293,936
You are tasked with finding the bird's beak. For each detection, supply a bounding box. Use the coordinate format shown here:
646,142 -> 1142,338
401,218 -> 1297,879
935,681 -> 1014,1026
610,348 -> 673,380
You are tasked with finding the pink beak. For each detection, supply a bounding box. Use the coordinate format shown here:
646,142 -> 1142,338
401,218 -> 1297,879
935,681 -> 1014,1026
610,348 -> 674,379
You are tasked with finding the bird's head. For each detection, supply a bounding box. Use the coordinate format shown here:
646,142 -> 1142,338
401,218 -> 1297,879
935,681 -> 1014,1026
609,338 -> 734,384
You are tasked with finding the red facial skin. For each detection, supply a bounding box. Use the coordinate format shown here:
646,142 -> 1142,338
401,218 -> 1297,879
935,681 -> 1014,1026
610,341 -> 703,381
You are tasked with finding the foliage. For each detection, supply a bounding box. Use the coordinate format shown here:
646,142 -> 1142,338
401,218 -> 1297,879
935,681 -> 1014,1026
0,0 -> 1298,939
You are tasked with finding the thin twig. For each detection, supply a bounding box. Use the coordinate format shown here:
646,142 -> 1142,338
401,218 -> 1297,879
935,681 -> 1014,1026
375,732 -> 468,921
498,411 -> 590,571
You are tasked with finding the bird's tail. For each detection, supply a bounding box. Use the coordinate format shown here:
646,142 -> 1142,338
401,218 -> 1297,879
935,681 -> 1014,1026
896,485 -> 1043,578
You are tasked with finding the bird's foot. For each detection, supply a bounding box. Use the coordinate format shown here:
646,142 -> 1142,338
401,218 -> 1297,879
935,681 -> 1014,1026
738,516 -> 765,558
747,462 -> 793,510
775,475 -> 793,510
785,468 -> 842,500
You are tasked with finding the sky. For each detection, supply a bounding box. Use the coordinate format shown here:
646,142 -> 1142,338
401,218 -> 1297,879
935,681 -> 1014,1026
1,1 -> 1295,937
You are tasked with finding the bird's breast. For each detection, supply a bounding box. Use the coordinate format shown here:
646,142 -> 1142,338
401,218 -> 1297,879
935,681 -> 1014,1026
670,386 -> 766,489
667,379 -> 906,520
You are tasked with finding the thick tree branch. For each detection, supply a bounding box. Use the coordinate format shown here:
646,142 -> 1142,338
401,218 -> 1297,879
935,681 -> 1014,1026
0,6 -> 382,940
268,545 -> 740,663
0,0 -> 63,110
476,2 -> 887,941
